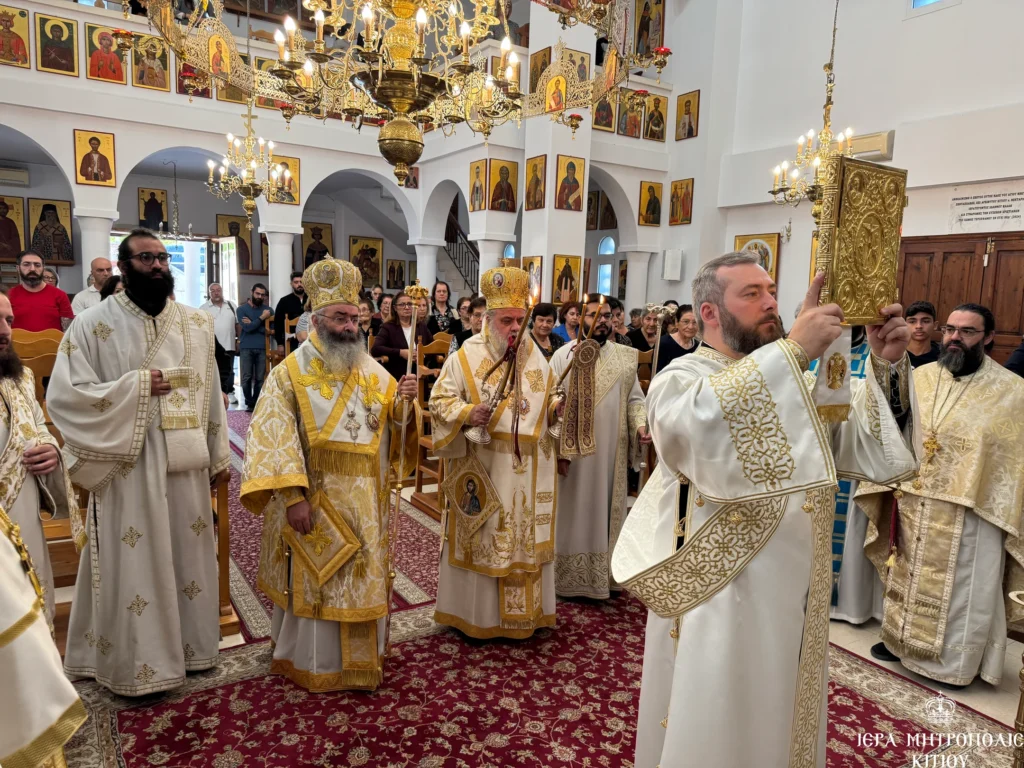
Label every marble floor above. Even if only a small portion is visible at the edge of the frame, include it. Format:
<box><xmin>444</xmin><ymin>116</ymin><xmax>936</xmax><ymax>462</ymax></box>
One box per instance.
<box><xmin>828</xmin><ymin>617</ymin><xmax>1020</xmax><ymax>726</ymax></box>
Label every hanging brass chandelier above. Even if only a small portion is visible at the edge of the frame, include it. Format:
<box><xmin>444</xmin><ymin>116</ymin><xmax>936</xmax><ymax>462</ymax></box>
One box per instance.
<box><xmin>768</xmin><ymin>0</ymin><xmax>853</xmax><ymax>209</ymax></box>
<box><xmin>205</xmin><ymin>98</ymin><xmax>291</xmax><ymax>227</ymax></box>
<box><xmin>133</xmin><ymin>0</ymin><xmax>523</xmax><ymax>185</ymax></box>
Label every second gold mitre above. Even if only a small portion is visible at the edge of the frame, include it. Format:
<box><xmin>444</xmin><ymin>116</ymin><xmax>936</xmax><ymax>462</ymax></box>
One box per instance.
<box><xmin>480</xmin><ymin>265</ymin><xmax>531</xmax><ymax>310</ymax></box>
<box><xmin>302</xmin><ymin>256</ymin><xmax>363</xmax><ymax>311</ymax></box>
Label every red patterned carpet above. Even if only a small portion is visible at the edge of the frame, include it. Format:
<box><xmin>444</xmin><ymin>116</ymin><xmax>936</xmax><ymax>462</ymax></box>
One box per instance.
<box><xmin>66</xmin><ymin>594</ymin><xmax>1013</xmax><ymax>768</ymax></box>
<box><xmin>141</xmin><ymin>410</ymin><xmax>1011</xmax><ymax>768</ymax></box>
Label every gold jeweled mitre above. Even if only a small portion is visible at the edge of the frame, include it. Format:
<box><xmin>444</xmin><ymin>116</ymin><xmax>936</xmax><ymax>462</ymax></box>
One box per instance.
<box><xmin>303</xmin><ymin>256</ymin><xmax>362</xmax><ymax>311</ymax></box>
<box><xmin>480</xmin><ymin>265</ymin><xmax>530</xmax><ymax>310</ymax></box>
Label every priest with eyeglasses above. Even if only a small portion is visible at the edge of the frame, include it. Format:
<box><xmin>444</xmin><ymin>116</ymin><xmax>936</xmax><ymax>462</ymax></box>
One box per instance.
<box><xmin>48</xmin><ymin>228</ymin><xmax>231</xmax><ymax>696</ymax></box>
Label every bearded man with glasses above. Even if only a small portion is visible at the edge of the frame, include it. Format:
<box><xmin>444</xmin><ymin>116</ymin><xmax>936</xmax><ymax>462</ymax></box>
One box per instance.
<box><xmin>46</xmin><ymin>228</ymin><xmax>231</xmax><ymax>696</ymax></box>
<box><xmin>859</xmin><ymin>302</ymin><xmax>1024</xmax><ymax>689</ymax></box>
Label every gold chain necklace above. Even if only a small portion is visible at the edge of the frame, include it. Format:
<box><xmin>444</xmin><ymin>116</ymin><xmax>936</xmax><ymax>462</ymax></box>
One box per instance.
<box><xmin>914</xmin><ymin>367</ymin><xmax>979</xmax><ymax>489</ymax></box>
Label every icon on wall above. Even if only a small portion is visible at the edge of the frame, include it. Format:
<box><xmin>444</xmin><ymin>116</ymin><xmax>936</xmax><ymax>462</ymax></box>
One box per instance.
<box><xmin>73</xmin><ymin>130</ymin><xmax>116</xmax><ymax>187</ymax></box>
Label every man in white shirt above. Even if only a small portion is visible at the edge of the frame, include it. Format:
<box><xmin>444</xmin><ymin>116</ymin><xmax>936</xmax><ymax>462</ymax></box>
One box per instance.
<box><xmin>70</xmin><ymin>257</ymin><xmax>113</xmax><ymax>314</ymax></box>
<box><xmin>201</xmin><ymin>282</ymin><xmax>239</xmax><ymax>402</ymax></box>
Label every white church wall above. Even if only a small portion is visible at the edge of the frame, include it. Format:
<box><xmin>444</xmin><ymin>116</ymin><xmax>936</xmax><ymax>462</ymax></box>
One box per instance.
<box><xmin>722</xmin><ymin>0</ymin><xmax>1024</xmax><ymax>319</ymax></box>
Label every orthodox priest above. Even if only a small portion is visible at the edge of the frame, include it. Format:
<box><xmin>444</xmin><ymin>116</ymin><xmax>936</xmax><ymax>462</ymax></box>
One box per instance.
<box><xmin>858</xmin><ymin>303</ymin><xmax>1024</xmax><ymax>688</ymax></box>
<box><xmin>240</xmin><ymin>256</ymin><xmax>419</xmax><ymax>692</ymax></box>
<box><xmin>48</xmin><ymin>229</ymin><xmax>231</xmax><ymax>696</ymax></box>
<box><xmin>429</xmin><ymin>265</ymin><xmax>558</xmax><ymax>639</ymax></box>
<box><xmin>1</xmin><ymin>503</ymin><xmax>86</xmax><ymax>768</ymax></box>
<box><xmin>0</xmin><ymin>288</ymin><xmax>81</xmax><ymax>624</ymax></box>
<box><xmin>612</xmin><ymin>252</ymin><xmax>919</xmax><ymax>768</ymax></box>
<box><xmin>549</xmin><ymin>295</ymin><xmax>648</xmax><ymax>598</ymax></box>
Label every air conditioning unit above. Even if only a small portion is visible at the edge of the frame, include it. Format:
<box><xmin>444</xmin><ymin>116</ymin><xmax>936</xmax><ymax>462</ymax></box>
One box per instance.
<box><xmin>662</xmin><ymin>249</ymin><xmax>683</xmax><ymax>281</ymax></box>
<box><xmin>0</xmin><ymin>167</ymin><xmax>29</xmax><ymax>187</ymax></box>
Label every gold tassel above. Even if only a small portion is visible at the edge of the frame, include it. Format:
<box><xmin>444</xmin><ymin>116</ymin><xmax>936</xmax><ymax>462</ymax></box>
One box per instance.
<box><xmin>353</xmin><ymin>551</ymin><xmax>366</xmax><ymax>578</ymax></box>
<box><xmin>312</xmin><ymin>591</ymin><xmax>323</xmax><ymax>619</ymax></box>
<box><xmin>886</xmin><ymin>547</ymin><xmax>897</xmax><ymax>569</ymax></box>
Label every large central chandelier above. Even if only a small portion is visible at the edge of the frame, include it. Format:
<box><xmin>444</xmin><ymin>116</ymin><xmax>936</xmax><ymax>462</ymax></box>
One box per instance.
<box><xmin>135</xmin><ymin>0</ymin><xmax>523</xmax><ymax>184</ymax></box>
<box><xmin>768</xmin><ymin>0</ymin><xmax>853</xmax><ymax>208</ymax></box>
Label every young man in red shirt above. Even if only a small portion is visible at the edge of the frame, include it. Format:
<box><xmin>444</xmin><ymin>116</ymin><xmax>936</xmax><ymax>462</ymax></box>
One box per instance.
<box><xmin>8</xmin><ymin>250</ymin><xmax>74</xmax><ymax>332</ymax></box>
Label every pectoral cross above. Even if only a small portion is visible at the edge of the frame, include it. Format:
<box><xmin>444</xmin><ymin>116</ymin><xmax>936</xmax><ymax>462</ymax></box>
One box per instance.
<box><xmin>344</xmin><ymin>413</ymin><xmax>361</xmax><ymax>441</ymax></box>
<box><xmin>923</xmin><ymin>433</ymin><xmax>940</xmax><ymax>462</ymax></box>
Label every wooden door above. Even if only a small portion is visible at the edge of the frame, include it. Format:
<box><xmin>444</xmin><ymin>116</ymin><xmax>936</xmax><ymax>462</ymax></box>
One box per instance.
<box><xmin>898</xmin><ymin>232</ymin><xmax>1024</xmax><ymax>364</ymax></box>
<box><xmin>981</xmin><ymin>237</ymin><xmax>1024</xmax><ymax>363</ymax></box>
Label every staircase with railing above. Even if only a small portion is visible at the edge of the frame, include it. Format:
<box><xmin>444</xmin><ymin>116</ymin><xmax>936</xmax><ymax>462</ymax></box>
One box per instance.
<box><xmin>444</xmin><ymin>211</ymin><xmax>479</xmax><ymax>290</ymax></box>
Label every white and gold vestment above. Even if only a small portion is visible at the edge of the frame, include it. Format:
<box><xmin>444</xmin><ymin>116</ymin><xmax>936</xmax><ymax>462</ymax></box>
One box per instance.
<box><xmin>549</xmin><ymin>340</ymin><xmax>645</xmax><ymax>598</ymax></box>
<box><xmin>429</xmin><ymin>266</ymin><xmax>558</xmax><ymax>639</ymax></box>
<box><xmin>0</xmin><ymin>369</ymin><xmax>80</xmax><ymax>622</ymax></box>
<box><xmin>48</xmin><ymin>293</ymin><xmax>230</xmax><ymax>696</ymax></box>
<box><xmin>241</xmin><ymin>330</ymin><xmax>418</xmax><ymax>692</ymax></box>
<box><xmin>858</xmin><ymin>356</ymin><xmax>1024</xmax><ymax>686</ymax></box>
<box><xmin>612</xmin><ymin>340</ymin><xmax>918</xmax><ymax>768</ymax></box>
<box><xmin>0</xmin><ymin>503</ymin><xmax>86</xmax><ymax>768</ymax></box>
<box><xmin>242</xmin><ymin>255</ymin><xmax>420</xmax><ymax>692</ymax></box>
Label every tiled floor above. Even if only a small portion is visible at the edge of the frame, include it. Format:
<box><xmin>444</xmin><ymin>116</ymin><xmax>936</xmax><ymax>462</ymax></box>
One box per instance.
<box><xmin>829</xmin><ymin>617</ymin><xmax>1020</xmax><ymax>726</ymax></box>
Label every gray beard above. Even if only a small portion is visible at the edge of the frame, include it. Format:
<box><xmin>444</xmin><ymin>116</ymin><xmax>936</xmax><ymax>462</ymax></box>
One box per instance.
<box><xmin>318</xmin><ymin>330</ymin><xmax>366</xmax><ymax>375</ymax></box>
<box><xmin>484</xmin><ymin>319</ymin><xmax>509</xmax><ymax>358</ymax></box>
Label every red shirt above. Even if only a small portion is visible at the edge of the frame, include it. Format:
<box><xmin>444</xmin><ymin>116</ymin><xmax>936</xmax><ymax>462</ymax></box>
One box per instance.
<box><xmin>8</xmin><ymin>284</ymin><xmax>75</xmax><ymax>332</ymax></box>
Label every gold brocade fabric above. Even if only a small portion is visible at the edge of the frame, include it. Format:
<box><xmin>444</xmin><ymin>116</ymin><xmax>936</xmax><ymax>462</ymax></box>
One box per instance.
<box><xmin>559</xmin><ymin>339</ymin><xmax>599</xmax><ymax>458</ymax></box>
<box><xmin>430</xmin><ymin>332</ymin><xmax>558</xmax><ymax>577</ymax></box>
<box><xmin>0</xmin><ymin>373</ymin><xmax>83</xmax><ymax>552</ymax></box>
<box><xmin>241</xmin><ymin>343</ymin><xmax>419</xmax><ymax>623</ymax></box>
<box><xmin>858</xmin><ymin>357</ymin><xmax>1024</xmax><ymax>646</ymax></box>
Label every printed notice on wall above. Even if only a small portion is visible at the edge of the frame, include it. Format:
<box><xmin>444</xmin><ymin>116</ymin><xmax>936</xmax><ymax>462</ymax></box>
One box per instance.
<box><xmin>949</xmin><ymin>180</ymin><xmax>1024</xmax><ymax>233</ymax></box>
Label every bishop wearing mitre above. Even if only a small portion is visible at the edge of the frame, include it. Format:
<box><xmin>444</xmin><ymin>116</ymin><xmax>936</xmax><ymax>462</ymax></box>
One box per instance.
<box><xmin>429</xmin><ymin>265</ymin><xmax>558</xmax><ymax>639</ymax></box>
<box><xmin>48</xmin><ymin>229</ymin><xmax>231</xmax><ymax>697</ymax></box>
<box><xmin>612</xmin><ymin>253</ymin><xmax>919</xmax><ymax>768</ymax></box>
<box><xmin>241</xmin><ymin>256</ymin><xmax>419</xmax><ymax>692</ymax></box>
<box><xmin>1</xmin><ymin>504</ymin><xmax>86</xmax><ymax>768</ymax></box>
<box><xmin>549</xmin><ymin>294</ymin><xmax>648</xmax><ymax>599</ymax></box>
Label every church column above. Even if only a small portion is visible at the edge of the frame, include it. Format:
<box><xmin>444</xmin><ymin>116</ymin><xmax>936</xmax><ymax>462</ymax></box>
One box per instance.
<box><xmin>623</xmin><ymin>250</ymin><xmax>652</xmax><ymax>313</ymax></box>
<box><xmin>74</xmin><ymin>210</ymin><xmax>117</xmax><ymax>289</ymax></box>
<box><xmin>472</xmin><ymin>239</ymin><xmax>506</xmax><ymax>289</ymax></box>
<box><xmin>412</xmin><ymin>241</ymin><xmax>440</xmax><ymax>289</ymax></box>
<box><xmin>260</xmin><ymin>228</ymin><xmax>299</xmax><ymax>305</ymax></box>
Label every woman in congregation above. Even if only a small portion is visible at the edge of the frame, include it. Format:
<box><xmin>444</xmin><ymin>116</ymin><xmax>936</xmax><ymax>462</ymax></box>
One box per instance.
<box><xmin>530</xmin><ymin>303</ymin><xmax>565</xmax><ymax>361</ymax></box>
<box><xmin>553</xmin><ymin>301</ymin><xmax>581</xmax><ymax>342</ymax></box>
<box><xmin>371</xmin><ymin>289</ymin><xmax>434</xmax><ymax>382</ymax></box>
<box><xmin>655</xmin><ymin>303</ymin><xmax>699</xmax><ymax>373</ymax></box>
<box><xmin>426</xmin><ymin>281</ymin><xmax>462</xmax><ymax>336</ymax></box>
<box><xmin>357</xmin><ymin>297</ymin><xmax>382</xmax><ymax>349</ymax></box>
<box><xmin>375</xmin><ymin>293</ymin><xmax>393</xmax><ymax>324</ymax></box>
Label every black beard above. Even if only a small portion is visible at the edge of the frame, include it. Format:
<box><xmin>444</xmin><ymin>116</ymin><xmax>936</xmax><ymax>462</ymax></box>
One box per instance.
<box><xmin>720</xmin><ymin>306</ymin><xmax>784</xmax><ymax>356</ymax></box>
<box><xmin>252</xmin><ymin>298</ymin><xmax>265</xmax><ymax>307</ymax></box>
<box><xmin>21</xmin><ymin>274</ymin><xmax>42</xmax><ymax>288</ymax></box>
<box><xmin>122</xmin><ymin>261</ymin><xmax>175</xmax><ymax>316</ymax></box>
<box><xmin>938</xmin><ymin>339</ymin><xmax>985</xmax><ymax>377</ymax></box>
<box><xmin>0</xmin><ymin>347</ymin><xmax>24</xmax><ymax>381</ymax></box>
<box><xmin>583</xmin><ymin>323</ymin><xmax>610</xmax><ymax>345</ymax></box>
<box><xmin>294</xmin><ymin>288</ymin><xmax>305</xmax><ymax>297</ymax></box>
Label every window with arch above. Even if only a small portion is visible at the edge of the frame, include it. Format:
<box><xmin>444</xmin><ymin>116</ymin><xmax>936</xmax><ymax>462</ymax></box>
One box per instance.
<box><xmin>503</xmin><ymin>244</ymin><xmax>516</xmax><ymax>259</ymax></box>
<box><xmin>598</xmin><ymin>237</ymin><xmax>616</xmax><ymax>256</ymax></box>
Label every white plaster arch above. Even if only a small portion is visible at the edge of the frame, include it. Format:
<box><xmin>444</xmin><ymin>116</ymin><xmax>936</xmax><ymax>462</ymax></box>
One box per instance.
<box><xmin>588</xmin><ymin>163</ymin><xmax>640</xmax><ymax>248</ymax></box>
<box><xmin>420</xmin><ymin>178</ymin><xmax>465</xmax><ymax>244</ymax></box>
<box><xmin>295</xmin><ymin>158</ymin><xmax>419</xmax><ymax>241</ymax></box>
<box><xmin>0</xmin><ymin>116</ymin><xmax>81</xmax><ymax>207</ymax></box>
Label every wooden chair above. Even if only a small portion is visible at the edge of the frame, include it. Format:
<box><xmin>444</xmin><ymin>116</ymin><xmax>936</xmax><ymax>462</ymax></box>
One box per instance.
<box><xmin>212</xmin><ymin>476</ymin><xmax>240</xmax><ymax>638</ymax></box>
<box><xmin>637</xmin><ymin>349</ymin><xmax>654</xmax><ymax>394</ymax></box>
<box><xmin>433</xmin><ymin>331</ymin><xmax>453</xmax><ymax>349</ymax></box>
<box><xmin>20</xmin><ymin>353</ymin><xmax>59</xmax><ymax>441</ymax></box>
<box><xmin>264</xmin><ymin>315</ymin><xmax>275</xmax><ymax>375</ymax></box>
<box><xmin>368</xmin><ymin>333</ymin><xmax>388</xmax><ymax>365</ymax></box>
<box><xmin>411</xmin><ymin>337</ymin><xmax>451</xmax><ymax>521</ymax></box>
<box><xmin>12</xmin><ymin>328</ymin><xmax>63</xmax><ymax>360</ymax></box>
<box><xmin>287</xmin><ymin>315</ymin><xmax>300</xmax><ymax>344</ymax></box>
